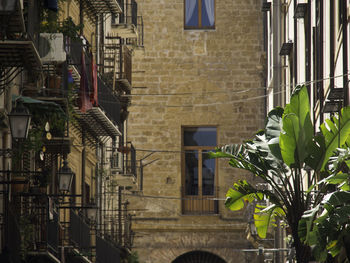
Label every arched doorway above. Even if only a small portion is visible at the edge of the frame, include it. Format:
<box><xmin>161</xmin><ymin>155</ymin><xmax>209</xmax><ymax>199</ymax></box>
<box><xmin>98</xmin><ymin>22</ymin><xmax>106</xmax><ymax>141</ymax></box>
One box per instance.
<box><xmin>172</xmin><ymin>250</ymin><xmax>227</xmax><ymax>263</ymax></box>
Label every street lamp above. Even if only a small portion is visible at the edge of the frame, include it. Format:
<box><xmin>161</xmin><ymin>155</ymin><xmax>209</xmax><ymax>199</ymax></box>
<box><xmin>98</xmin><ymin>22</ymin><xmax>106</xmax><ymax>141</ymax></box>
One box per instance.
<box><xmin>86</xmin><ymin>204</ymin><xmax>97</xmax><ymax>222</ymax></box>
<box><xmin>58</xmin><ymin>159</ymin><xmax>74</xmax><ymax>192</ymax></box>
<box><xmin>8</xmin><ymin>99</ymin><xmax>31</xmax><ymax>140</ymax></box>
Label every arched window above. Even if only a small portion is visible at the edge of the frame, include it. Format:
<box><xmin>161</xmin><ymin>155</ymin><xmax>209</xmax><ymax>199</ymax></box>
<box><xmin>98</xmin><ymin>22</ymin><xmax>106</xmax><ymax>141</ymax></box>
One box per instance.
<box><xmin>172</xmin><ymin>250</ymin><xmax>226</xmax><ymax>263</ymax></box>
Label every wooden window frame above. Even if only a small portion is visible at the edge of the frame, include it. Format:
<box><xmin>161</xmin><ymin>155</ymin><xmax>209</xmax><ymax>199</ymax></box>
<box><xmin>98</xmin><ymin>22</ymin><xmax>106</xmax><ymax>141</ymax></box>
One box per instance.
<box><xmin>184</xmin><ymin>0</ymin><xmax>216</xmax><ymax>30</ymax></box>
<box><xmin>181</xmin><ymin>126</ymin><xmax>218</xmax><ymax>215</ymax></box>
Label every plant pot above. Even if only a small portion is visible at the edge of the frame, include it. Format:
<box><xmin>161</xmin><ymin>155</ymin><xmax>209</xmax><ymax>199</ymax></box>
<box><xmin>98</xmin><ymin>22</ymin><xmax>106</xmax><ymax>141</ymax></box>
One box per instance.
<box><xmin>11</xmin><ymin>176</ymin><xmax>27</xmax><ymax>193</ymax></box>
<box><xmin>118</xmin><ymin>146</ymin><xmax>130</xmax><ymax>154</ymax></box>
<box><xmin>48</xmin><ymin>76</ymin><xmax>62</xmax><ymax>97</ymax></box>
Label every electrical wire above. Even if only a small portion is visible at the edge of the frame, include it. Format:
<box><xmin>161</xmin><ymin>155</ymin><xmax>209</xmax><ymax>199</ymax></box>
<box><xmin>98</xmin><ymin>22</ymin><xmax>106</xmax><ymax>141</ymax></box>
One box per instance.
<box><xmin>51</xmin><ymin>73</ymin><xmax>349</xmax><ymax>106</ymax></box>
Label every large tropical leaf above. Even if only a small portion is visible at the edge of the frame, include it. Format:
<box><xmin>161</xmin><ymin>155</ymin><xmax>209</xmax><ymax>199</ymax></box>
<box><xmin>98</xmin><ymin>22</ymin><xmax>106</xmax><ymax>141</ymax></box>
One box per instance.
<box><xmin>319</xmin><ymin>107</ymin><xmax>350</xmax><ymax>171</ymax></box>
<box><xmin>254</xmin><ymin>204</ymin><xmax>285</xmax><ymax>238</ymax></box>
<box><xmin>225</xmin><ymin>180</ymin><xmax>264</xmax><ymax>211</ymax></box>
<box><xmin>300</xmin><ymin>191</ymin><xmax>350</xmax><ymax>261</ymax></box>
<box><xmin>280</xmin><ymin>86</ymin><xmax>314</xmax><ymax>168</ymax></box>
<box><xmin>265</xmin><ymin>107</ymin><xmax>284</xmax><ymax>160</ymax></box>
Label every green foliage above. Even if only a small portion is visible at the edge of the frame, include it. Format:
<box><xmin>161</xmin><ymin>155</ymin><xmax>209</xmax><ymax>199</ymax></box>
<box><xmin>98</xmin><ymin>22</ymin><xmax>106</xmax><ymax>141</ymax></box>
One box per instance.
<box><xmin>40</xmin><ymin>0</ymin><xmax>83</xmax><ymax>39</ymax></box>
<box><xmin>127</xmin><ymin>251</ymin><xmax>140</xmax><ymax>263</ymax></box>
<box><xmin>19</xmin><ymin>216</ymin><xmax>34</xmax><ymax>260</ymax></box>
<box><xmin>280</xmin><ymin>86</ymin><xmax>314</xmax><ymax>168</ymax></box>
<box><xmin>211</xmin><ymin>85</ymin><xmax>350</xmax><ymax>262</ymax></box>
<box><xmin>299</xmin><ymin>148</ymin><xmax>350</xmax><ymax>262</ymax></box>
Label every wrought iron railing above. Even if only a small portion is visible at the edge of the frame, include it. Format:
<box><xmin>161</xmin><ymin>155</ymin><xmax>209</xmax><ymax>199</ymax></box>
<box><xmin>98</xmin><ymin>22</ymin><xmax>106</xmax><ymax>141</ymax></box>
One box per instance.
<box><xmin>69</xmin><ymin>209</ymin><xmax>92</xmax><ymax>257</ymax></box>
<box><xmin>6</xmin><ymin>203</ymin><xmax>22</xmax><ymax>263</ymax></box>
<box><xmin>119</xmin><ymin>0</ymin><xmax>138</xmax><ymax>27</ymax></box>
<box><xmin>123</xmin><ymin>142</ymin><xmax>136</xmax><ymax>176</ymax></box>
<box><xmin>100</xmin><ymin>39</ymin><xmax>132</xmax><ymax>89</ymax></box>
<box><xmin>96</xmin><ymin>235</ymin><xmax>121</xmax><ymax>263</ymax></box>
<box><xmin>65</xmin><ymin>38</ymin><xmax>122</xmax><ymax>126</ymax></box>
<box><xmin>98</xmin><ymin>195</ymin><xmax>134</xmax><ymax>250</ymax></box>
<box><xmin>26</xmin><ymin>0</ymin><xmax>41</xmax><ymax>50</ymax></box>
<box><xmin>98</xmin><ymin>76</ymin><xmax>122</xmax><ymax>126</ymax></box>
<box><xmin>9</xmin><ymin>194</ymin><xmax>61</xmax><ymax>259</ymax></box>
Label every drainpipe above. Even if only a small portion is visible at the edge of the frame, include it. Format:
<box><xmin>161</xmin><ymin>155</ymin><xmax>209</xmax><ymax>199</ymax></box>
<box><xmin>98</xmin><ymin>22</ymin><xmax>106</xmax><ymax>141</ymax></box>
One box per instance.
<box><xmin>95</xmin><ymin>14</ymin><xmax>99</xmax><ymax>67</ymax></box>
<box><xmin>262</xmin><ymin>0</ymin><xmax>268</xmax><ymax>118</ymax></box>
<box><xmin>294</xmin><ymin>0</ymin><xmax>298</xmax><ymax>86</ymax></box>
<box><xmin>306</xmin><ymin>1</ymin><xmax>312</xmax><ymax>102</ymax></box>
<box><xmin>273</xmin><ymin>0</ymin><xmax>282</xmax><ymax>107</ymax></box>
<box><xmin>82</xmin><ymin>131</ymin><xmax>86</xmax><ymax>207</ymax></box>
<box><xmin>343</xmin><ymin>0</ymin><xmax>349</xmax><ymax>106</ymax></box>
<box><xmin>79</xmin><ymin>0</ymin><xmax>84</xmax><ymax>36</ymax></box>
<box><xmin>273</xmin><ymin>1</ymin><xmax>282</xmax><ymax>262</ymax></box>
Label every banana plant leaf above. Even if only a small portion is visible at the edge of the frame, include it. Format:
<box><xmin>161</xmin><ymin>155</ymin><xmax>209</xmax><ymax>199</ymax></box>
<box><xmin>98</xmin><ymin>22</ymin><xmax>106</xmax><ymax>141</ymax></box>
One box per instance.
<box><xmin>254</xmin><ymin>204</ymin><xmax>285</xmax><ymax>238</ymax></box>
<box><xmin>319</xmin><ymin>107</ymin><xmax>350</xmax><ymax>171</ymax></box>
<box><xmin>280</xmin><ymin>86</ymin><xmax>314</xmax><ymax>169</ymax></box>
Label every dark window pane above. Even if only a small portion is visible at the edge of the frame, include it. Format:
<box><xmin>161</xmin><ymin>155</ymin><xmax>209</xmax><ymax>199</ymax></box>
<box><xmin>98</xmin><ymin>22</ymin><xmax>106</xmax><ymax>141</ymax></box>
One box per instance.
<box><xmin>202</xmin><ymin>151</ymin><xmax>215</xmax><ymax>195</ymax></box>
<box><xmin>201</xmin><ymin>0</ymin><xmax>215</xmax><ymax>27</ymax></box>
<box><xmin>185</xmin><ymin>151</ymin><xmax>198</xmax><ymax>195</ymax></box>
<box><xmin>184</xmin><ymin>127</ymin><xmax>217</xmax><ymax>146</ymax></box>
<box><xmin>185</xmin><ymin>0</ymin><xmax>199</xmax><ymax>27</ymax></box>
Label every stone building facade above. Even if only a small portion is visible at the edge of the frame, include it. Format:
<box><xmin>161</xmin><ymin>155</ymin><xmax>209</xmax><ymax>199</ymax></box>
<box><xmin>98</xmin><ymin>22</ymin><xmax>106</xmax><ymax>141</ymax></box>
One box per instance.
<box><xmin>127</xmin><ymin>0</ymin><xmax>266</xmax><ymax>262</ymax></box>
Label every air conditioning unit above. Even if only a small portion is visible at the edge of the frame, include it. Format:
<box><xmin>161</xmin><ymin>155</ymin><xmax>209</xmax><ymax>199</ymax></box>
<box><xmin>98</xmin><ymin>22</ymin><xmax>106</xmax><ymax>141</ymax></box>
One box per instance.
<box><xmin>110</xmin><ymin>152</ymin><xmax>123</xmax><ymax>173</ymax></box>
<box><xmin>111</xmin><ymin>13</ymin><xmax>121</xmax><ymax>26</ymax></box>
<box><xmin>39</xmin><ymin>33</ymin><xmax>66</xmax><ymax>63</ymax></box>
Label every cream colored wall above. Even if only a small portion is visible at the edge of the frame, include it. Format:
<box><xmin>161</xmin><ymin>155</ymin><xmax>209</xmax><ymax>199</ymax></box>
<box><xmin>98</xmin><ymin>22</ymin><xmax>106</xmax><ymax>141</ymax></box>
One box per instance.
<box><xmin>127</xmin><ymin>0</ymin><xmax>265</xmax><ymax>262</ymax></box>
<box><xmin>69</xmin><ymin>126</ymin><xmax>97</xmax><ymax>205</ymax></box>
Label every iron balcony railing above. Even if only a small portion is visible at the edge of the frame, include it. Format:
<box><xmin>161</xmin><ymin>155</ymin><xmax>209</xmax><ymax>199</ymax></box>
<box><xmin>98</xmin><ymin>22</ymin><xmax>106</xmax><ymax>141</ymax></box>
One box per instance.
<box><xmin>98</xmin><ymin>76</ymin><xmax>122</xmax><ymax>126</ymax></box>
<box><xmin>100</xmin><ymin>38</ymin><xmax>132</xmax><ymax>90</ymax></box>
<box><xmin>6</xmin><ymin>203</ymin><xmax>22</xmax><ymax>263</ymax></box>
<box><xmin>65</xmin><ymin>38</ymin><xmax>122</xmax><ymax>126</ymax></box>
<box><xmin>9</xmin><ymin>194</ymin><xmax>61</xmax><ymax>259</ymax></box>
<box><xmin>120</xmin><ymin>142</ymin><xmax>136</xmax><ymax>177</ymax></box>
<box><xmin>98</xmin><ymin>195</ymin><xmax>134</xmax><ymax>250</ymax></box>
<box><xmin>26</xmin><ymin>0</ymin><xmax>41</xmax><ymax>50</ymax></box>
<box><xmin>119</xmin><ymin>0</ymin><xmax>138</xmax><ymax>27</ymax></box>
<box><xmin>96</xmin><ymin>235</ymin><xmax>121</xmax><ymax>263</ymax></box>
<box><xmin>69</xmin><ymin>209</ymin><xmax>92</xmax><ymax>257</ymax></box>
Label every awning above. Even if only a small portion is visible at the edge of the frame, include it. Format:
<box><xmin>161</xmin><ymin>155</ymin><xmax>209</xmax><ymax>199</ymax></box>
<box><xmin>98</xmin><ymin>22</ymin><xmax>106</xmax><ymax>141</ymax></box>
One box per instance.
<box><xmin>12</xmin><ymin>95</ymin><xmax>66</xmax><ymax>116</ymax></box>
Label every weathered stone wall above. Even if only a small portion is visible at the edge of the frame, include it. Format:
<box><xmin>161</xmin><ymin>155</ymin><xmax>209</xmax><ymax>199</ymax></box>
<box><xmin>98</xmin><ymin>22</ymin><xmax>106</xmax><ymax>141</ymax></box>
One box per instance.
<box><xmin>128</xmin><ymin>0</ymin><xmax>265</xmax><ymax>262</ymax></box>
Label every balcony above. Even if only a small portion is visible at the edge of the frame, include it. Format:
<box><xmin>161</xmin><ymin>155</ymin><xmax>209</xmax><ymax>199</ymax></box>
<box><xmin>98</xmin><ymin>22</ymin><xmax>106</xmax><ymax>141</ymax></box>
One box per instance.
<box><xmin>111</xmin><ymin>142</ymin><xmax>137</xmax><ymax>190</ymax></box>
<box><xmin>8</xmin><ymin>194</ymin><xmax>61</xmax><ymax>262</ymax></box>
<box><xmin>67</xmin><ymin>209</ymin><xmax>92</xmax><ymax>260</ymax></box>
<box><xmin>101</xmin><ymin>38</ymin><xmax>132</xmax><ymax>92</ymax></box>
<box><xmin>65</xmin><ymin>39</ymin><xmax>122</xmax><ymax>138</ymax></box>
<box><xmin>0</xmin><ymin>0</ymin><xmax>42</xmax><ymax>76</ymax></box>
<box><xmin>81</xmin><ymin>0</ymin><xmax>122</xmax><ymax>22</ymax></box>
<box><xmin>110</xmin><ymin>0</ymin><xmax>142</xmax><ymax>41</ymax></box>
<box><xmin>181</xmin><ymin>187</ymin><xmax>219</xmax><ymax>215</ymax></box>
<box><xmin>98</xmin><ymin>196</ymin><xmax>134</xmax><ymax>253</ymax></box>
<box><xmin>96</xmin><ymin>235</ymin><xmax>121</xmax><ymax>263</ymax></box>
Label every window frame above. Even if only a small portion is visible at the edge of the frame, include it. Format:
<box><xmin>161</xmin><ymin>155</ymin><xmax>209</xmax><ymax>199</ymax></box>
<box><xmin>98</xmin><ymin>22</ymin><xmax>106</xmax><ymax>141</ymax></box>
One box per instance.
<box><xmin>181</xmin><ymin>126</ymin><xmax>218</xmax><ymax>214</ymax></box>
<box><xmin>184</xmin><ymin>0</ymin><xmax>216</xmax><ymax>30</ymax></box>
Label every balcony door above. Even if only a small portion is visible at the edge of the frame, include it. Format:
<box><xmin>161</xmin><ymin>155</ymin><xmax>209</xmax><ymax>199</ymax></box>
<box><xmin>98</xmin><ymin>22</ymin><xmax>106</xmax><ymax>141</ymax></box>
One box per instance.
<box><xmin>182</xmin><ymin>127</ymin><xmax>218</xmax><ymax>214</ymax></box>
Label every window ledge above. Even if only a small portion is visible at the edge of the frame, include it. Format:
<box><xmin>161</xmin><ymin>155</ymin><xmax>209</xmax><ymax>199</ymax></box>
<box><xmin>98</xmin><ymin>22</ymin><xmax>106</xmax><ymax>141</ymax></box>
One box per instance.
<box><xmin>184</xmin><ymin>28</ymin><xmax>216</xmax><ymax>32</ymax></box>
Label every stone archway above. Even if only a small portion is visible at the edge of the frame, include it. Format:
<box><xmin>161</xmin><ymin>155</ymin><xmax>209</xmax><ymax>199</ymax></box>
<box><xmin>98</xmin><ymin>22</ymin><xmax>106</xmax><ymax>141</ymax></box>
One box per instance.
<box><xmin>172</xmin><ymin>250</ymin><xmax>227</xmax><ymax>263</ymax></box>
